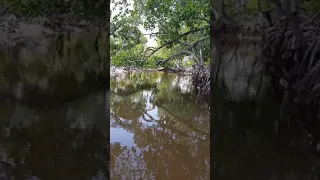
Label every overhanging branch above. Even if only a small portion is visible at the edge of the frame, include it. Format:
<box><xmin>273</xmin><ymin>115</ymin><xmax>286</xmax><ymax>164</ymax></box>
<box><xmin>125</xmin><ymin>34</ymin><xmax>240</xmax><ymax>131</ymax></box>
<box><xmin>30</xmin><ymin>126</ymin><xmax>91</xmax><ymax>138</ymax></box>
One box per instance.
<box><xmin>141</xmin><ymin>26</ymin><xmax>209</xmax><ymax>61</ymax></box>
<box><xmin>142</xmin><ymin>32</ymin><xmax>159</xmax><ymax>36</ymax></box>
<box><xmin>156</xmin><ymin>36</ymin><xmax>209</xmax><ymax>66</ymax></box>
<box><xmin>156</xmin><ymin>49</ymin><xmax>199</xmax><ymax>65</ymax></box>
<box><xmin>178</xmin><ymin>36</ymin><xmax>209</xmax><ymax>48</ymax></box>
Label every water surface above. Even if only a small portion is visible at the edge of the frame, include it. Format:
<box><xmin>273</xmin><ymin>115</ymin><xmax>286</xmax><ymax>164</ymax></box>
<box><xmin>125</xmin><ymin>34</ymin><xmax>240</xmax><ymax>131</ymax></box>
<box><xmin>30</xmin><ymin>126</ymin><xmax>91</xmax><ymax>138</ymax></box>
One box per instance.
<box><xmin>0</xmin><ymin>37</ymin><xmax>109</xmax><ymax>179</ymax></box>
<box><xmin>110</xmin><ymin>72</ymin><xmax>210</xmax><ymax>179</ymax></box>
<box><xmin>0</xmin><ymin>90</ymin><xmax>108</xmax><ymax>180</ymax></box>
<box><xmin>212</xmin><ymin>41</ymin><xmax>320</xmax><ymax>179</ymax></box>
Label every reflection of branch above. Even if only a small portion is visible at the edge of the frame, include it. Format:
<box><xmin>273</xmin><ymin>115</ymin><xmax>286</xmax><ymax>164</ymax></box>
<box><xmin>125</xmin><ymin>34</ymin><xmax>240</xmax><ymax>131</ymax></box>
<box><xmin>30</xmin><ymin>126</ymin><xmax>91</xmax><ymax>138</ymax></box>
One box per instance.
<box><xmin>112</xmin><ymin>108</ymin><xmax>205</xmax><ymax>141</ymax></box>
<box><xmin>158</xmin><ymin>120</ymin><xmax>205</xmax><ymax>140</ymax></box>
<box><xmin>157</xmin><ymin>104</ymin><xmax>208</xmax><ymax>136</ymax></box>
<box><xmin>140</xmin><ymin>110</ymin><xmax>157</xmax><ymax>122</ymax></box>
<box><xmin>111</xmin><ymin>113</ymin><xmax>135</xmax><ymax>129</ymax></box>
<box><xmin>145</xmin><ymin>105</ymin><xmax>155</xmax><ymax>111</ymax></box>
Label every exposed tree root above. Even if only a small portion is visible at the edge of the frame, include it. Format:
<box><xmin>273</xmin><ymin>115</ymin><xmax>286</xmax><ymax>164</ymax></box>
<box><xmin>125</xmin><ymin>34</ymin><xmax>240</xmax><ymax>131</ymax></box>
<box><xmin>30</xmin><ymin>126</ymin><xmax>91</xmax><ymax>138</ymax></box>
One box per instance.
<box><xmin>192</xmin><ymin>65</ymin><xmax>210</xmax><ymax>103</ymax></box>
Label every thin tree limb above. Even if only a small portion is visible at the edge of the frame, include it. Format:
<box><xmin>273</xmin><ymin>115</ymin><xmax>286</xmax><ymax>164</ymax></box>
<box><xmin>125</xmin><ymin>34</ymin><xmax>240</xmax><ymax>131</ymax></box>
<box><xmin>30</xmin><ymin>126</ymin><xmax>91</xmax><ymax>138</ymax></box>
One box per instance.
<box><xmin>141</xmin><ymin>26</ymin><xmax>209</xmax><ymax>61</ymax></box>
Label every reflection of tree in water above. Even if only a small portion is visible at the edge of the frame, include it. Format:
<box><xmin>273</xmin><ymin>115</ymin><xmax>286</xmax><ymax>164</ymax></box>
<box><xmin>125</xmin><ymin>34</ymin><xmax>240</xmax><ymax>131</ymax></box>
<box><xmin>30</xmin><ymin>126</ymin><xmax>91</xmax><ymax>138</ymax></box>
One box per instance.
<box><xmin>0</xmin><ymin>39</ymin><xmax>109</xmax><ymax>109</ymax></box>
<box><xmin>110</xmin><ymin>72</ymin><xmax>210</xmax><ymax>179</ymax></box>
<box><xmin>110</xmin><ymin>143</ymin><xmax>148</xmax><ymax>179</ymax></box>
<box><xmin>0</xmin><ymin>92</ymin><xmax>109</xmax><ymax>180</ymax></box>
<box><xmin>212</xmin><ymin>43</ymin><xmax>320</xmax><ymax>179</ymax></box>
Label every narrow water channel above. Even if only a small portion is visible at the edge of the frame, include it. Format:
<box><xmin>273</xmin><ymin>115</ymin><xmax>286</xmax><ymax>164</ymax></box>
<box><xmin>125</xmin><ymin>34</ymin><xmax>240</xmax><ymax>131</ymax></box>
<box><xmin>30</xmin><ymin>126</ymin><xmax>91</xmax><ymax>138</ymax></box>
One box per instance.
<box><xmin>110</xmin><ymin>71</ymin><xmax>210</xmax><ymax>179</ymax></box>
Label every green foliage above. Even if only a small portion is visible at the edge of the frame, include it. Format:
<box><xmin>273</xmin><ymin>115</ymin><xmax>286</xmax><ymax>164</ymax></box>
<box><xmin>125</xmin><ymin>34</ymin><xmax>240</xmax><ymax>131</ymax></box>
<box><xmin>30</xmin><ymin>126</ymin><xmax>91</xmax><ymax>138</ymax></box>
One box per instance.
<box><xmin>111</xmin><ymin>0</ymin><xmax>209</xmax><ymax>68</ymax></box>
<box><xmin>111</xmin><ymin>0</ymin><xmax>148</xmax><ymax>67</ymax></box>
<box><xmin>246</xmin><ymin>0</ymin><xmax>262</xmax><ymax>14</ymax></box>
<box><xmin>111</xmin><ymin>43</ymin><xmax>143</xmax><ymax>67</ymax></box>
<box><xmin>234</xmin><ymin>0</ymin><xmax>320</xmax><ymax>15</ymax></box>
<box><xmin>144</xmin><ymin>56</ymin><xmax>161</xmax><ymax>68</ymax></box>
<box><xmin>302</xmin><ymin>0</ymin><xmax>320</xmax><ymax>13</ymax></box>
<box><xmin>136</xmin><ymin>0</ymin><xmax>209</xmax><ymax>44</ymax></box>
<box><xmin>1</xmin><ymin>0</ymin><xmax>108</xmax><ymax>18</ymax></box>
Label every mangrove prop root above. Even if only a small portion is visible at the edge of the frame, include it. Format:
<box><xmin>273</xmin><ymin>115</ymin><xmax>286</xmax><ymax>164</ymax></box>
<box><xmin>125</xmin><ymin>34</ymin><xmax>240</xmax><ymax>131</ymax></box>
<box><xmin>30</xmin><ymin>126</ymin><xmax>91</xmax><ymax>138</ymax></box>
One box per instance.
<box><xmin>262</xmin><ymin>11</ymin><xmax>320</xmax><ymax>136</ymax></box>
<box><xmin>192</xmin><ymin>65</ymin><xmax>210</xmax><ymax>102</ymax></box>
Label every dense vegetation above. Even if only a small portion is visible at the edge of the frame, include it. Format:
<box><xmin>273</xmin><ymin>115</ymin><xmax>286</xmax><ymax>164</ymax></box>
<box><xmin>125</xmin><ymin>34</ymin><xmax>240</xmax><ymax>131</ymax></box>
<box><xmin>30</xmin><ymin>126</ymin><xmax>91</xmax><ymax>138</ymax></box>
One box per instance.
<box><xmin>111</xmin><ymin>0</ymin><xmax>210</xmax><ymax>68</ymax></box>
<box><xmin>0</xmin><ymin>0</ymin><xmax>108</xmax><ymax>18</ymax></box>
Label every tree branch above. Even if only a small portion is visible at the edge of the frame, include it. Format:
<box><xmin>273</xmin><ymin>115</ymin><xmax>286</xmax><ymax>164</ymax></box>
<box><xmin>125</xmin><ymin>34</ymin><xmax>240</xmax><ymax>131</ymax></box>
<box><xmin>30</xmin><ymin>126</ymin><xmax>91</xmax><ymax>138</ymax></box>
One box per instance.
<box><xmin>142</xmin><ymin>32</ymin><xmax>159</xmax><ymax>36</ymax></box>
<box><xmin>110</xmin><ymin>25</ymin><xmax>121</xmax><ymax>36</ymax></box>
<box><xmin>178</xmin><ymin>36</ymin><xmax>209</xmax><ymax>48</ymax></box>
<box><xmin>141</xmin><ymin>26</ymin><xmax>209</xmax><ymax>61</ymax></box>
<box><xmin>154</xmin><ymin>36</ymin><xmax>209</xmax><ymax>65</ymax></box>
<box><xmin>156</xmin><ymin>49</ymin><xmax>200</xmax><ymax>66</ymax></box>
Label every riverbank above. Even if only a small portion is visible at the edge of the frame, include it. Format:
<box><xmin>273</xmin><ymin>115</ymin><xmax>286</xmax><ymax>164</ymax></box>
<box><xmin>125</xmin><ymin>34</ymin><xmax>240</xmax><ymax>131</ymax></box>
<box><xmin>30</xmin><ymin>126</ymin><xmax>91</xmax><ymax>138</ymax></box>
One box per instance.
<box><xmin>111</xmin><ymin>65</ymin><xmax>211</xmax><ymax>102</ymax></box>
<box><xmin>110</xmin><ymin>66</ymin><xmax>194</xmax><ymax>77</ymax></box>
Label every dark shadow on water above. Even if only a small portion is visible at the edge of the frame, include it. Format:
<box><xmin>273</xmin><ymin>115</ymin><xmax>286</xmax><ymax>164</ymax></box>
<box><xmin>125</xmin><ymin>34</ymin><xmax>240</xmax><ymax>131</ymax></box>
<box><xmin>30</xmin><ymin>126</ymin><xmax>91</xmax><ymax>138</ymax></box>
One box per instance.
<box><xmin>0</xmin><ymin>38</ymin><xmax>109</xmax><ymax>179</ymax></box>
<box><xmin>0</xmin><ymin>38</ymin><xmax>109</xmax><ymax>109</ymax></box>
<box><xmin>0</xmin><ymin>90</ymin><xmax>109</xmax><ymax>180</ymax></box>
<box><xmin>212</xmin><ymin>42</ymin><xmax>320</xmax><ymax>179</ymax></box>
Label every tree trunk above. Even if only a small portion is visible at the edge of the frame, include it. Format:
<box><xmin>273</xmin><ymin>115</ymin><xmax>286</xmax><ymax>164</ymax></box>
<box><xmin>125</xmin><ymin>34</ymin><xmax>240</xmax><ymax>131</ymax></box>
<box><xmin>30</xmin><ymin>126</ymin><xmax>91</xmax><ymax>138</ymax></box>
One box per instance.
<box><xmin>106</xmin><ymin>0</ymin><xmax>110</xmax><ymax>73</ymax></box>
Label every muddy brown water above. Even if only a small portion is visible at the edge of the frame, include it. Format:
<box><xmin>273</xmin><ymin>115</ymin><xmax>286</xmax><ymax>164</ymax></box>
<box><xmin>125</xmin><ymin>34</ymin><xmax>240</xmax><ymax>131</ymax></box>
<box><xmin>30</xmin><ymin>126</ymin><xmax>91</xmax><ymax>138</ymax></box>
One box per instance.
<box><xmin>110</xmin><ymin>71</ymin><xmax>210</xmax><ymax>179</ymax></box>
<box><xmin>1</xmin><ymin>36</ymin><xmax>320</xmax><ymax>179</ymax></box>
